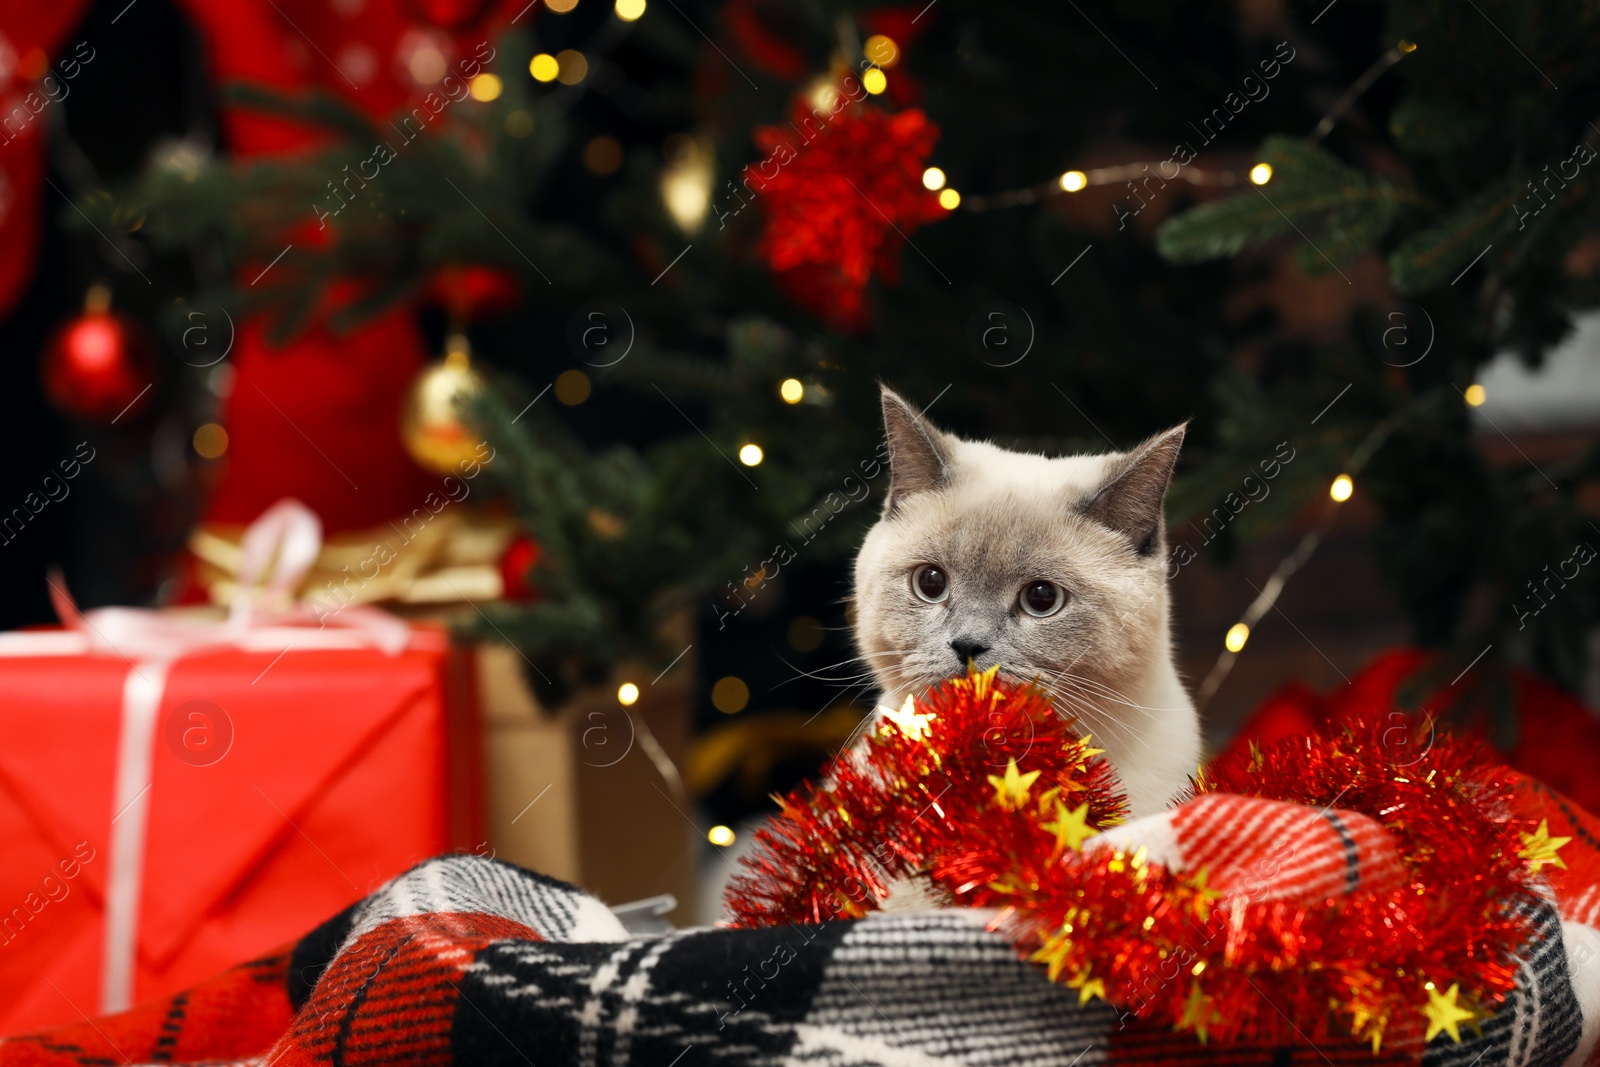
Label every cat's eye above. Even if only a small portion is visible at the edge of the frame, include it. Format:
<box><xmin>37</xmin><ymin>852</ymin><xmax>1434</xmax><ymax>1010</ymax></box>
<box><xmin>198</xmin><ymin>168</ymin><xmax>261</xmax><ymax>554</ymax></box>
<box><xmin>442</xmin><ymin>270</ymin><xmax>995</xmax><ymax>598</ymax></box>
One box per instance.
<box><xmin>911</xmin><ymin>564</ymin><xmax>949</xmax><ymax>604</ymax></box>
<box><xmin>1020</xmin><ymin>580</ymin><xmax>1066</xmax><ymax>618</ymax></box>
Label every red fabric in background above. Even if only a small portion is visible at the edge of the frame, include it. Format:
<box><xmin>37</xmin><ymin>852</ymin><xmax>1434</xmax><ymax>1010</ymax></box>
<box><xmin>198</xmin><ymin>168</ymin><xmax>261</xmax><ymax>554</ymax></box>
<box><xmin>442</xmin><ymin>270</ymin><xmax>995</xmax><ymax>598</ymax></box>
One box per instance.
<box><xmin>0</xmin><ymin>631</ymin><xmax>479</xmax><ymax>1036</ymax></box>
<box><xmin>175</xmin><ymin>0</ymin><xmax>422</xmax><ymax>157</ymax></box>
<box><xmin>201</xmin><ymin>309</ymin><xmax>438</xmax><ymax>533</ymax></box>
<box><xmin>173</xmin><ymin>0</ymin><xmax>525</xmax><ymax>532</ymax></box>
<box><xmin>1223</xmin><ymin>648</ymin><xmax>1600</xmax><ymax>815</ymax></box>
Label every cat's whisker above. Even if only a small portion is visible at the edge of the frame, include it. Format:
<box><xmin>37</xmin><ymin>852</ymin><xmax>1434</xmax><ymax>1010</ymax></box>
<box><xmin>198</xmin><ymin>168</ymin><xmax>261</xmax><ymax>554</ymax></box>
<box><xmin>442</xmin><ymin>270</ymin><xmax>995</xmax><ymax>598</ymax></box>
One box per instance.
<box><xmin>1035</xmin><ymin>680</ymin><xmax>1166</xmax><ymax>755</ymax></box>
<box><xmin>1046</xmin><ymin>684</ymin><xmax>1166</xmax><ymax>725</ymax></box>
<box><xmin>770</xmin><ymin>650</ymin><xmax>921</xmax><ymax>690</ymax></box>
<box><xmin>1044</xmin><ymin>694</ymin><xmax>1167</xmax><ymax>751</ymax></box>
<box><xmin>1048</xmin><ymin>670</ymin><xmax>1187</xmax><ymax>718</ymax></box>
<box><xmin>828</xmin><ymin>685</ymin><xmax>887</xmax><ymax>757</ymax></box>
<box><xmin>1062</xmin><ymin>684</ymin><xmax>1190</xmax><ymax>726</ymax></box>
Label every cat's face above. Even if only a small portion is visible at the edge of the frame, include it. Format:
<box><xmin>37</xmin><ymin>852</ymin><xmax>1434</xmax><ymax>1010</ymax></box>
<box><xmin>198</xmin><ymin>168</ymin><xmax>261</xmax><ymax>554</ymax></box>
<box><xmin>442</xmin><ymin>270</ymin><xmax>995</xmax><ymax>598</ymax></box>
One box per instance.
<box><xmin>854</xmin><ymin>388</ymin><xmax>1187</xmax><ymax>716</ymax></box>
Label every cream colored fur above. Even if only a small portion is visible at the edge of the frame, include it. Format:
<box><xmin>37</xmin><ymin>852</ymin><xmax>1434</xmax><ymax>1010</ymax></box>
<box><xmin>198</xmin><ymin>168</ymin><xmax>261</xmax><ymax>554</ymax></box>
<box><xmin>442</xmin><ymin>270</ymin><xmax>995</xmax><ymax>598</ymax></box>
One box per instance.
<box><xmin>853</xmin><ymin>389</ymin><xmax>1198</xmax><ymax>818</ymax></box>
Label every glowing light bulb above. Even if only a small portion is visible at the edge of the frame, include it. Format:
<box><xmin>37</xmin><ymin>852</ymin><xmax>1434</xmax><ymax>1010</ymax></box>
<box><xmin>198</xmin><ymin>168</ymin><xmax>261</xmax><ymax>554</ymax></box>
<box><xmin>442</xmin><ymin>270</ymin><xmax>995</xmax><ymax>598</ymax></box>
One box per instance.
<box><xmin>864</xmin><ymin>34</ymin><xmax>899</xmax><ymax>68</ymax></box>
<box><xmin>1398</xmin><ymin>39</ymin><xmax>1417</xmax><ymax>53</ymax></box>
<box><xmin>615</xmin><ymin>0</ymin><xmax>646</xmax><ymax>18</ymax></box>
<box><xmin>660</xmin><ymin>134</ymin><xmax>713</xmax><ymax>232</ymax></box>
<box><xmin>193</xmin><ymin>423</ymin><xmax>229</xmax><ymax>459</ymax></box>
<box><xmin>468</xmin><ymin>73</ymin><xmax>503</xmax><ymax>101</ymax></box>
<box><xmin>739</xmin><ymin>443</ymin><xmax>764</xmax><ymax>466</ymax></box>
<box><xmin>409</xmin><ymin>45</ymin><xmax>447</xmax><ymax>84</ymax></box>
<box><xmin>937</xmin><ymin>188</ymin><xmax>961</xmax><ymax>210</ymax></box>
<box><xmin>921</xmin><ymin>167</ymin><xmax>947</xmax><ymax>191</ymax></box>
<box><xmin>529</xmin><ymin>54</ymin><xmax>559</xmax><ymax>82</ymax></box>
<box><xmin>555</xmin><ymin>369</ymin><xmax>591</xmax><ymax>405</ymax></box>
<box><xmin>555</xmin><ymin>50</ymin><xmax>588</xmax><ymax>85</ymax></box>
<box><xmin>1224</xmin><ymin>623</ymin><xmax>1250</xmax><ymax>654</ymax></box>
<box><xmin>779</xmin><ymin>378</ymin><xmax>804</xmax><ymax>404</ymax></box>
<box><xmin>1464</xmin><ymin>383</ymin><xmax>1487</xmax><ymax>406</ymax></box>
<box><xmin>712</xmin><ymin>676</ymin><xmax>750</xmax><ymax>714</ymax></box>
<box><xmin>617</xmin><ymin>682</ymin><xmax>640</xmax><ymax>706</ymax></box>
<box><xmin>1059</xmin><ymin>170</ymin><xmax>1087</xmax><ymax>192</ymax></box>
<box><xmin>708</xmin><ymin>825</ymin><xmax>736</xmax><ymax>846</ymax></box>
<box><xmin>1249</xmin><ymin>162</ymin><xmax>1273</xmax><ymax>185</ymax></box>
<box><xmin>1330</xmin><ymin>474</ymin><xmax>1354</xmax><ymax>502</ymax></box>
<box><xmin>806</xmin><ymin>79</ymin><xmax>839</xmax><ymax>112</ymax></box>
<box><xmin>862</xmin><ymin>68</ymin><xmax>887</xmax><ymax>95</ymax></box>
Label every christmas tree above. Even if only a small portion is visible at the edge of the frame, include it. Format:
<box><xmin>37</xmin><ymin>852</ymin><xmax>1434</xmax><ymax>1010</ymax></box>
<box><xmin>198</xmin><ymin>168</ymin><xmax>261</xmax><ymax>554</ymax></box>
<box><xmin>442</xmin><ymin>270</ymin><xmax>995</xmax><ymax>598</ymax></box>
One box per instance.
<box><xmin>17</xmin><ymin>0</ymin><xmax>1600</xmax><ymax>802</ymax></box>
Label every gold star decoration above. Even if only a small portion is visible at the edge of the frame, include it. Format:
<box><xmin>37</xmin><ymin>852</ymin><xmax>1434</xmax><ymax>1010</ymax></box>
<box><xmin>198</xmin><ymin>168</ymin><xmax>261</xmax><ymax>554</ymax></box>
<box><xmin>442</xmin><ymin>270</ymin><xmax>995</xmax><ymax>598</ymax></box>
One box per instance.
<box><xmin>1518</xmin><ymin>819</ymin><xmax>1571</xmax><ymax>874</ymax></box>
<box><xmin>1067</xmin><ymin>966</ymin><xmax>1106</xmax><ymax>1005</ymax></box>
<box><xmin>1061</xmin><ymin>735</ymin><xmax>1105</xmax><ymax>786</ymax></box>
<box><xmin>1029</xmin><ymin>931</ymin><xmax>1074</xmax><ymax>982</ymax></box>
<box><xmin>1187</xmin><ymin>867</ymin><xmax>1223</xmax><ymax>922</ymax></box>
<box><xmin>953</xmin><ymin>663</ymin><xmax>1002</xmax><ymax>703</ymax></box>
<box><xmin>1348</xmin><ymin>1003</ymin><xmax>1390</xmax><ymax>1053</ymax></box>
<box><xmin>1042</xmin><ymin>800</ymin><xmax>1095</xmax><ymax>853</ymax></box>
<box><xmin>1421</xmin><ymin>982</ymin><xmax>1476</xmax><ymax>1044</ymax></box>
<box><xmin>1177</xmin><ymin>982</ymin><xmax>1215</xmax><ymax>1043</ymax></box>
<box><xmin>879</xmin><ymin>694</ymin><xmax>933</xmax><ymax>742</ymax></box>
<box><xmin>1077</xmin><ymin>733</ymin><xmax>1106</xmax><ymax>760</ymax></box>
<box><xmin>988</xmin><ymin>758</ymin><xmax>1041</xmax><ymax>811</ymax></box>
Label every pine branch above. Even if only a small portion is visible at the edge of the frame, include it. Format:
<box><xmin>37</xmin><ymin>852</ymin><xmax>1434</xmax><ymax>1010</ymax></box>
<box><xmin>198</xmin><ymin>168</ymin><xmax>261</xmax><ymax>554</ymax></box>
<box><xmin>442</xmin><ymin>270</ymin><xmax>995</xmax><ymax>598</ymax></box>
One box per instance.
<box><xmin>1386</xmin><ymin>181</ymin><xmax>1521</xmax><ymax>293</ymax></box>
<box><xmin>1156</xmin><ymin>137</ymin><xmax>1409</xmax><ymax>266</ymax></box>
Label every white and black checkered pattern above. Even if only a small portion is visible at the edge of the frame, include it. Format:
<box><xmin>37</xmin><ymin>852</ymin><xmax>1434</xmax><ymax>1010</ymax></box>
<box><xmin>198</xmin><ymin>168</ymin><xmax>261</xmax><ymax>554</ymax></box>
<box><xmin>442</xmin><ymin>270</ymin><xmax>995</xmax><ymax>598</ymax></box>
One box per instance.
<box><xmin>1422</xmin><ymin>895</ymin><xmax>1580</xmax><ymax>1067</ymax></box>
<box><xmin>343</xmin><ymin>854</ymin><xmax>629</xmax><ymax>948</ymax></box>
<box><xmin>280</xmin><ymin>856</ymin><xmax>1586</xmax><ymax>1067</ymax></box>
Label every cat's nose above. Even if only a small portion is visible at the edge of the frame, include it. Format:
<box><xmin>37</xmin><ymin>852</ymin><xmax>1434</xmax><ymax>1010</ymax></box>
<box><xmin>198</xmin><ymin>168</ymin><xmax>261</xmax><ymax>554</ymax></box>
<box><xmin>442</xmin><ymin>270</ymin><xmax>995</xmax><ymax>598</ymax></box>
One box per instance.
<box><xmin>950</xmin><ymin>637</ymin><xmax>991</xmax><ymax>665</ymax></box>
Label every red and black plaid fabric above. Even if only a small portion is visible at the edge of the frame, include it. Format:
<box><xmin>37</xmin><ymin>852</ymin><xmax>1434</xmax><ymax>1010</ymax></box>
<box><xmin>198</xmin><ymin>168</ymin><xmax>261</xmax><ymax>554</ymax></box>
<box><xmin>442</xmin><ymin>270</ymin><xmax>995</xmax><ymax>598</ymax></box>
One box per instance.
<box><xmin>2</xmin><ymin>784</ymin><xmax>1597</xmax><ymax>1067</ymax></box>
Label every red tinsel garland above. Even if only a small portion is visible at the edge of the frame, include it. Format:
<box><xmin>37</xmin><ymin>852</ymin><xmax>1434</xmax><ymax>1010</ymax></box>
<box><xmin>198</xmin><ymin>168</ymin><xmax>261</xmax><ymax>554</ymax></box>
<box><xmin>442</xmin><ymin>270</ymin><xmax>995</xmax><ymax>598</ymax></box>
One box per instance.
<box><xmin>724</xmin><ymin>667</ymin><xmax>1126</xmax><ymax>926</ymax></box>
<box><xmin>726</xmin><ymin>668</ymin><xmax>1540</xmax><ymax>1058</ymax></box>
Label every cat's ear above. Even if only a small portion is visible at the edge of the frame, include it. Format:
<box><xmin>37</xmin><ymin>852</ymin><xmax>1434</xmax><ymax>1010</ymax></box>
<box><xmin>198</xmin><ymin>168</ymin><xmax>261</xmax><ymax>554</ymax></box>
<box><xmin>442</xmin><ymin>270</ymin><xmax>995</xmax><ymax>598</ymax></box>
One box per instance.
<box><xmin>880</xmin><ymin>386</ymin><xmax>951</xmax><ymax>514</ymax></box>
<box><xmin>1082</xmin><ymin>423</ymin><xmax>1187</xmax><ymax>556</ymax></box>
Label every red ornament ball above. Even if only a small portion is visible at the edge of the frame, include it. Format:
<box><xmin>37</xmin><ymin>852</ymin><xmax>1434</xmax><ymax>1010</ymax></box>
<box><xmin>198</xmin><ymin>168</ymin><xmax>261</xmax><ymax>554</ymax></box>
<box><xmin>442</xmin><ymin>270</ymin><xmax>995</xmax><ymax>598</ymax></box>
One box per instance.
<box><xmin>42</xmin><ymin>299</ymin><xmax>158</xmax><ymax>424</ymax></box>
<box><xmin>498</xmin><ymin>533</ymin><xmax>543</xmax><ymax>602</ymax></box>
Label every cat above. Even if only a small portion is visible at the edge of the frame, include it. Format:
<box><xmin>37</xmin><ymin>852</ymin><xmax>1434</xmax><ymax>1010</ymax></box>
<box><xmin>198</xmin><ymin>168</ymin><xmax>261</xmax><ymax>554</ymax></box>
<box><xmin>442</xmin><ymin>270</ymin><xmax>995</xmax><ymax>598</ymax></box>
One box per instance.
<box><xmin>853</xmin><ymin>386</ymin><xmax>1199</xmax><ymax>819</ymax></box>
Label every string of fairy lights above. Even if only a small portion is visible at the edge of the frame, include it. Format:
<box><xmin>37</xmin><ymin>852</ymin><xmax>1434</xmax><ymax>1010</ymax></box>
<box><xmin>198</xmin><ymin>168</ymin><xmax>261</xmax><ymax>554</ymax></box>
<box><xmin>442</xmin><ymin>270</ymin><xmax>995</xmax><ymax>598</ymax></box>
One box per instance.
<box><xmin>924</xmin><ymin>158</ymin><xmax>1272</xmax><ymax>214</ymax></box>
<box><xmin>604</xmin><ymin>30</ymin><xmax>1467</xmax><ymax>835</ymax></box>
<box><xmin>480</xmin><ymin>17</ymin><xmax>1462</xmax><ymax>839</ymax></box>
<box><xmin>1195</xmin><ymin>384</ymin><xmax>1492</xmax><ymax>706</ymax></box>
<box><xmin>628</xmin><ymin>377</ymin><xmax>1494</xmax><ymax>851</ymax></box>
<box><xmin>921</xmin><ymin>42</ymin><xmax>1414</xmax><ymax>214</ymax></box>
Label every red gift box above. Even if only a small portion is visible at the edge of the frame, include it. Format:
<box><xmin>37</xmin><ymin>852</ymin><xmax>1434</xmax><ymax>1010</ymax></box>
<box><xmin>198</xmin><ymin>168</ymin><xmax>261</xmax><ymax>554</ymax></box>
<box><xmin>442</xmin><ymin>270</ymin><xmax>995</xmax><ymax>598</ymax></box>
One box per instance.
<box><xmin>0</xmin><ymin>616</ymin><xmax>478</xmax><ymax>1035</ymax></box>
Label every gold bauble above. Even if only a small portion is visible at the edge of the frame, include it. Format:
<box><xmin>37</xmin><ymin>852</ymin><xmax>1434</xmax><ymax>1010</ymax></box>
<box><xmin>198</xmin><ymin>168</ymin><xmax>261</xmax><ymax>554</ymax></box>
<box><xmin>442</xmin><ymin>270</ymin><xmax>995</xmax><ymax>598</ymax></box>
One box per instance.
<box><xmin>400</xmin><ymin>335</ymin><xmax>489</xmax><ymax>473</ymax></box>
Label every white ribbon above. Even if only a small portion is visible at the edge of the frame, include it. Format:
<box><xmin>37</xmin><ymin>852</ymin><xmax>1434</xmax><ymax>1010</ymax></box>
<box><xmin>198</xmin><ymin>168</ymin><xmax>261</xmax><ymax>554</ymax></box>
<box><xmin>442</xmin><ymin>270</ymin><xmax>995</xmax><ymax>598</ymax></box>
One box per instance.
<box><xmin>102</xmin><ymin>662</ymin><xmax>168</xmax><ymax>1014</ymax></box>
<box><xmin>0</xmin><ymin>499</ymin><xmax>412</xmax><ymax>1013</ymax></box>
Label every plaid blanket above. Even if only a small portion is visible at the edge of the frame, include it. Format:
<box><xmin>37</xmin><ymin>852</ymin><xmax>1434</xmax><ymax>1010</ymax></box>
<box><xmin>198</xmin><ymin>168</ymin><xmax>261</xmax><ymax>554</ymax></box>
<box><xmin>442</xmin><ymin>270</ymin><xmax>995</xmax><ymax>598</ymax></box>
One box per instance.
<box><xmin>3</xmin><ymin>782</ymin><xmax>1598</xmax><ymax>1067</ymax></box>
